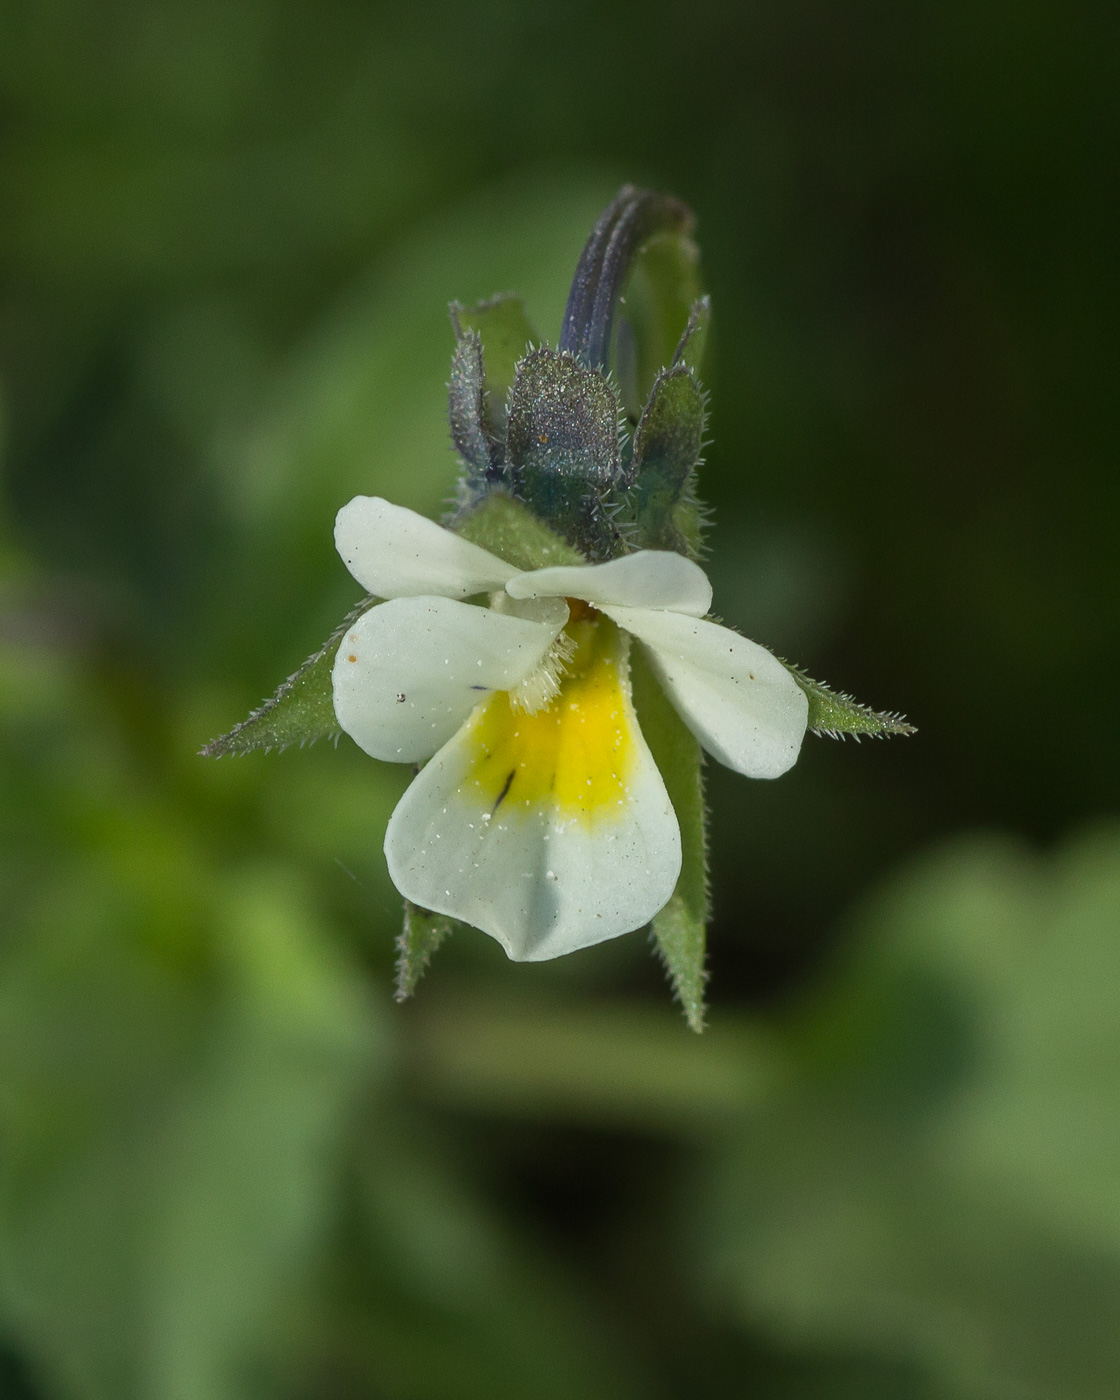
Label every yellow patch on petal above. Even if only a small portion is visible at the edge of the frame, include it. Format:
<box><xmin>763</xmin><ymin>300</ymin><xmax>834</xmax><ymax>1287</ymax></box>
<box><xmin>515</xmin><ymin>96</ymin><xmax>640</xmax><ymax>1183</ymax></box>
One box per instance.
<box><xmin>462</xmin><ymin>614</ymin><xmax>636</xmax><ymax>823</ymax></box>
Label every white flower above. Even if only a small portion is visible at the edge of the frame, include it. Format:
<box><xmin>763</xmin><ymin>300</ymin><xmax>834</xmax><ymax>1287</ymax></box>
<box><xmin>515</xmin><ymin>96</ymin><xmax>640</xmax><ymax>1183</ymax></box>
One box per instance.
<box><xmin>331</xmin><ymin>496</ymin><xmax>809</xmax><ymax>962</ymax></box>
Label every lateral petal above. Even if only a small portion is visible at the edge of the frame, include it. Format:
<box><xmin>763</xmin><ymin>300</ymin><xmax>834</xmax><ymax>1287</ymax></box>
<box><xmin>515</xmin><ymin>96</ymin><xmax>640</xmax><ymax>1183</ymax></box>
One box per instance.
<box><xmin>335</xmin><ymin>495</ymin><xmax>518</xmax><ymax>598</ymax></box>
<box><xmin>506</xmin><ymin>550</ymin><xmax>712</xmax><ymax>616</ymax></box>
<box><xmin>383</xmin><ymin>619</ymin><xmax>681</xmax><ymax>960</ymax></box>
<box><xmin>602</xmin><ymin>606</ymin><xmax>808</xmax><ymax>779</ymax></box>
<box><xmin>332</xmin><ymin>596</ymin><xmax>566</xmax><ymax>764</ymax></box>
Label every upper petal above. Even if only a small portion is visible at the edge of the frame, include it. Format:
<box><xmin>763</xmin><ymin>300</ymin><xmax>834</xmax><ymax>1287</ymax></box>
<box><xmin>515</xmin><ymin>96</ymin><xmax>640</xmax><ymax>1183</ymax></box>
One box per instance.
<box><xmin>333</xmin><ymin>595</ymin><xmax>566</xmax><ymax>764</ymax></box>
<box><xmin>383</xmin><ymin>618</ymin><xmax>681</xmax><ymax>960</ymax></box>
<box><xmin>506</xmin><ymin>550</ymin><xmax>712</xmax><ymax>616</ymax></box>
<box><xmin>335</xmin><ymin>496</ymin><xmax>518</xmax><ymax>598</ymax></box>
<box><xmin>602</xmin><ymin>606</ymin><xmax>808</xmax><ymax>779</ymax></box>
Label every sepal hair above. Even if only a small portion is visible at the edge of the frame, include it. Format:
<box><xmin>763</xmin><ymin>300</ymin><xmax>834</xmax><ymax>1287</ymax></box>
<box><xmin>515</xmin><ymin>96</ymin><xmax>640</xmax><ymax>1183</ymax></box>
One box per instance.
<box><xmin>199</xmin><ymin>596</ymin><xmax>377</xmax><ymax>757</ymax></box>
<box><xmin>443</xmin><ymin>190</ymin><xmax>709</xmax><ymax>563</ymax></box>
<box><xmin>785</xmin><ymin>664</ymin><xmax>917</xmax><ymax>740</ymax></box>
<box><xmin>448</xmin><ymin>329</ymin><xmax>500</xmax><ymax>483</ymax></box>
<box><xmin>396</xmin><ymin>901</ymin><xmax>463</xmax><ymax>1001</ymax></box>
<box><xmin>449</xmin><ymin>293</ymin><xmax>539</xmax><ymax>441</ymax></box>
<box><xmin>671</xmin><ymin>295</ymin><xmax>711</xmax><ymax>373</ymax></box>
<box><xmin>623</xmin><ymin>361</ymin><xmax>708</xmax><ymax>555</ymax></box>
<box><xmin>504</xmin><ymin>346</ymin><xmax>627</xmax><ymax>560</ymax></box>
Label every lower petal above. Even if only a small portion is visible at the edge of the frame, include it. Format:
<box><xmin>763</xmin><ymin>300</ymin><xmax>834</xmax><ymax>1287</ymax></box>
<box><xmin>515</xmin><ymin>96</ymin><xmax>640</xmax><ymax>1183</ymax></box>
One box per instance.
<box><xmin>383</xmin><ymin>619</ymin><xmax>681</xmax><ymax>960</ymax></box>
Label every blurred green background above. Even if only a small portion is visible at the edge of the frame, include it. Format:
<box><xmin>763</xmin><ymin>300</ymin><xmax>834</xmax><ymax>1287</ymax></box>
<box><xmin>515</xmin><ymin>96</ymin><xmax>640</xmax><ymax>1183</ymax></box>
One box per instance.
<box><xmin>1</xmin><ymin>1</ymin><xmax>1117</xmax><ymax>1397</ymax></box>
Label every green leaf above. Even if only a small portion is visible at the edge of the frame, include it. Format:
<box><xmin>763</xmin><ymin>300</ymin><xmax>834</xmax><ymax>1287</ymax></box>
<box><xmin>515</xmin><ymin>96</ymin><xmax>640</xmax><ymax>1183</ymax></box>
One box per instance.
<box><xmin>630</xmin><ymin>644</ymin><xmax>710</xmax><ymax>1032</ymax></box>
<box><xmin>455</xmin><ymin>490</ymin><xmax>585</xmax><ymax>571</ymax></box>
<box><xmin>0</xmin><ymin>865</ymin><xmax>377</xmax><ymax>1400</ymax></box>
<box><xmin>199</xmin><ymin>599</ymin><xmax>374</xmax><ymax>758</ymax></box>
<box><xmin>450</xmin><ymin>294</ymin><xmax>540</xmax><ymax>440</ymax></box>
<box><xmin>628</xmin><ymin>363</ymin><xmax>707</xmax><ymax>555</ymax></box>
<box><xmin>396</xmin><ymin>902</ymin><xmax>463</xmax><ymax>1002</ymax></box>
<box><xmin>345</xmin><ymin>1114</ymin><xmax>657</xmax><ymax>1400</ymax></box>
<box><xmin>703</xmin><ymin>827</ymin><xmax>1120</xmax><ymax>1400</ymax></box>
<box><xmin>785</xmin><ymin>664</ymin><xmax>917</xmax><ymax>739</ymax></box>
<box><xmin>409</xmin><ymin>994</ymin><xmax>779</xmax><ymax>1133</ymax></box>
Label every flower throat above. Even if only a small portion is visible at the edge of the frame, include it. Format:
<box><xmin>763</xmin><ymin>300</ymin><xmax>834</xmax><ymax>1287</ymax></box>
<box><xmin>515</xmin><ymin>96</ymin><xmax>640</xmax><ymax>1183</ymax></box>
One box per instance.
<box><xmin>463</xmin><ymin>614</ymin><xmax>636</xmax><ymax>823</ymax></box>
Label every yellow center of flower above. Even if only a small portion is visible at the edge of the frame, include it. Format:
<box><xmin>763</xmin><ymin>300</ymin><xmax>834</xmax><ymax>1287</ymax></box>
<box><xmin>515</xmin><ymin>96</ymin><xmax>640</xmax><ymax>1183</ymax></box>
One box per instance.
<box><xmin>462</xmin><ymin>611</ymin><xmax>635</xmax><ymax>823</ymax></box>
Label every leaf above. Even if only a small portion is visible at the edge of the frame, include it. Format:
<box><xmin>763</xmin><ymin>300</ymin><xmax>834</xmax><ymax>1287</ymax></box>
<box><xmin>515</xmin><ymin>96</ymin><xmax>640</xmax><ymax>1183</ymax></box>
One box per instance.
<box><xmin>505</xmin><ymin>347</ymin><xmax>623</xmax><ymax>559</ymax></box>
<box><xmin>0</xmin><ymin>864</ymin><xmax>377</xmax><ymax>1400</ymax></box>
<box><xmin>343</xmin><ymin>1116</ymin><xmax>657</xmax><ymax>1400</ymax></box>
<box><xmin>450</xmin><ymin>294</ymin><xmax>539</xmax><ymax>440</ymax></box>
<box><xmin>630</xmin><ymin>644</ymin><xmax>709</xmax><ymax>1032</ymax></box>
<box><xmin>628</xmin><ymin>363</ymin><xmax>707</xmax><ymax>555</ymax></box>
<box><xmin>454</xmin><ymin>491</ymin><xmax>584</xmax><ymax>571</ymax></box>
<box><xmin>409</xmin><ymin>994</ymin><xmax>779</xmax><ymax>1133</ymax></box>
<box><xmin>705</xmin><ymin>827</ymin><xmax>1120</xmax><ymax>1400</ymax></box>
<box><xmin>395</xmin><ymin>902</ymin><xmax>462</xmax><ymax>1002</ymax></box>
<box><xmin>199</xmin><ymin>598</ymin><xmax>374</xmax><ymax>757</ymax></box>
<box><xmin>785</xmin><ymin>664</ymin><xmax>917</xmax><ymax>739</ymax></box>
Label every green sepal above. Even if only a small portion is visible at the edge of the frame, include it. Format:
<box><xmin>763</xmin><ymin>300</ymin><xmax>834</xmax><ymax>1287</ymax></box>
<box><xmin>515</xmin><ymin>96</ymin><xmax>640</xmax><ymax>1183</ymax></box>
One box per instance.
<box><xmin>671</xmin><ymin>295</ymin><xmax>711</xmax><ymax>375</ymax></box>
<box><xmin>615</xmin><ymin>227</ymin><xmax>704</xmax><ymax>419</ymax></box>
<box><xmin>448</xmin><ymin>329</ymin><xmax>495</xmax><ymax>481</ymax></box>
<box><xmin>450</xmin><ymin>294</ymin><xmax>539</xmax><ymax>440</ymax></box>
<box><xmin>630</xmin><ymin>644</ymin><xmax>710</xmax><ymax>1033</ymax></box>
<box><xmin>628</xmin><ymin>363</ymin><xmax>707</xmax><ymax>555</ymax></box>
<box><xmin>395</xmin><ymin>901</ymin><xmax>466</xmax><ymax>1001</ymax></box>
<box><xmin>454</xmin><ymin>491</ymin><xmax>585</xmax><ymax>570</ymax></box>
<box><xmin>672</xmin><ymin>497</ymin><xmax>709</xmax><ymax>561</ymax></box>
<box><xmin>199</xmin><ymin>598</ymin><xmax>374</xmax><ymax>757</ymax></box>
<box><xmin>786</xmin><ymin>664</ymin><xmax>917</xmax><ymax>740</ymax></box>
<box><xmin>505</xmin><ymin>347</ymin><xmax>623</xmax><ymax>559</ymax></box>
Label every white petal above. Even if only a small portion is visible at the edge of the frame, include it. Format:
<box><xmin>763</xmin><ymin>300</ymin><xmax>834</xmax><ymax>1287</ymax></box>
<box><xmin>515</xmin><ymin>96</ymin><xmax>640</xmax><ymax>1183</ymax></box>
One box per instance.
<box><xmin>335</xmin><ymin>496</ymin><xmax>518</xmax><ymax>599</ymax></box>
<box><xmin>333</xmin><ymin>596</ymin><xmax>566</xmax><ymax>764</ymax></box>
<box><xmin>383</xmin><ymin>623</ymin><xmax>681</xmax><ymax>960</ymax></box>
<box><xmin>602</xmin><ymin>605</ymin><xmax>808</xmax><ymax>778</ymax></box>
<box><xmin>506</xmin><ymin>550</ymin><xmax>712</xmax><ymax>616</ymax></box>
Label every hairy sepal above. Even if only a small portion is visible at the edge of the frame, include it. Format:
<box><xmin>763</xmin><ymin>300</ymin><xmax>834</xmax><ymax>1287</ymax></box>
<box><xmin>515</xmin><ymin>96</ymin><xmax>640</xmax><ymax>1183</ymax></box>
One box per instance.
<box><xmin>450</xmin><ymin>294</ymin><xmax>539</xmax><ymax>441</ymax></box>
<box><xmin>628</xmin><ymin>363</ymin><xmax>707</xmax><ymax>556</ymax></box>
<box><xmin>505</xmin><ymin>348</ymin><xmax>625</xmax><ymax>559</ymax></box>
<box><xmin>396</xmin><ymin>902</ymin><xmax>469</xmax><ymax>1001</ymax></box>
<box><xmin>200</xmin><ymin>599</ymin><xmax>377</xmax><ymax>758</ymax></box>
<box><xmin>615</xmin><ymin>235</ymin><xmax>705</xmax><ymax>418</ymax></box>
<box><xmin>786</xmin><ymin>665</ymin><xmax>917</xmax><ymax>740</ymax></box>
<box><xmin>671</xmin><ymin>296</ymin><xmax>711</xmax><ymax>375</ymax></box>
<box><xmin>630</xmin><ymin>646</ymin><xmax>710</xmax><ymax>1032</ymax></box>
<box><xmin>448</xmin><ymin>330</ymin><xmax>496</xmax><ymax>487</ymax></box>
<box><xmin>453</xmin><ymin>491</ymin><xmax>585</xmax><ymax>571</ymax></box>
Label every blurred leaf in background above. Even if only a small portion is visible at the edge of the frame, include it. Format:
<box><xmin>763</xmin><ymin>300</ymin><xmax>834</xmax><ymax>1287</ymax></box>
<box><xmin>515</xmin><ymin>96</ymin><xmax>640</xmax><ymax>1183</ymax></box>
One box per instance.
<box><xmin>701</xmin><ymin>826</ymin><xmax>1120</xmax><ymax>1400</ymax></box>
